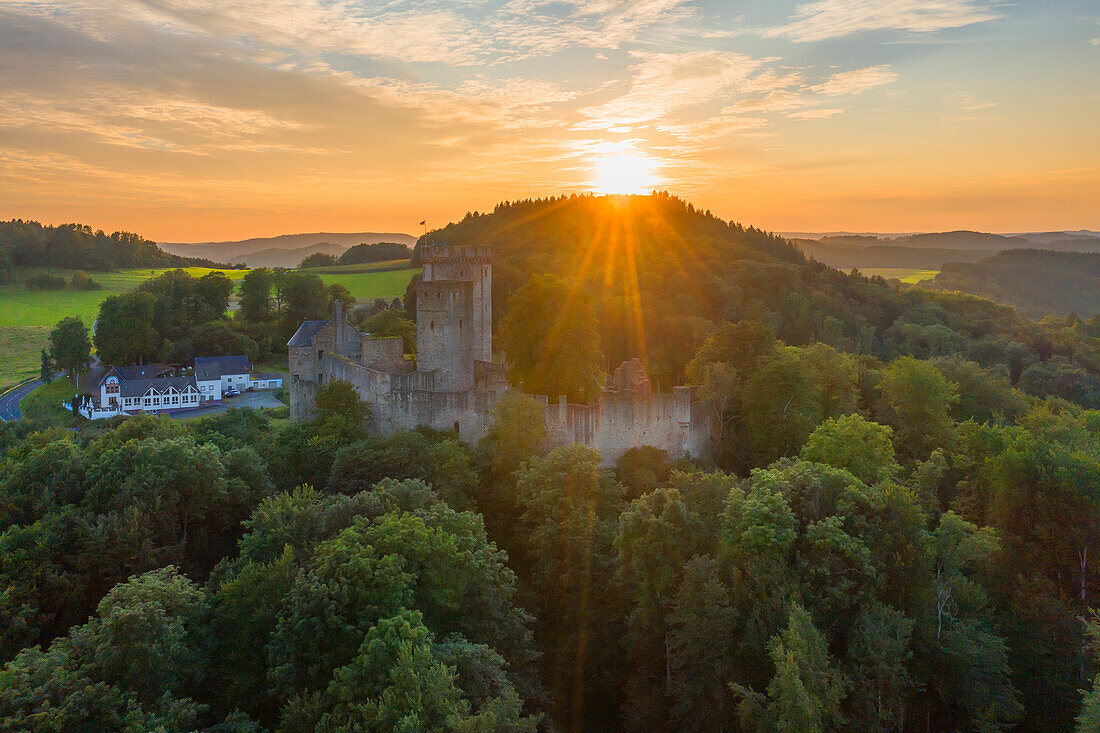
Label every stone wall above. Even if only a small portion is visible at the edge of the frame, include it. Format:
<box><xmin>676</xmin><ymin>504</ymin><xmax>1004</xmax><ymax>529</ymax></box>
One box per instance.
<box><xmin>360</xmin><ymin>335</ymin><xmax>405</xmax><ymax>372</ymax></box>
<box><xmin>539</xmin><ymin>382</ymin><xmax>712</xmax><ymax>466</ymax></box>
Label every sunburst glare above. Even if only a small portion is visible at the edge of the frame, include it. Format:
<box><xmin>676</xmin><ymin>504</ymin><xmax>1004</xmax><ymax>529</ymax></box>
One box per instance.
<box><xmin>591</xmin><ymin>150</ymin><xmax>661</xmax><ymax>195</ymax></box>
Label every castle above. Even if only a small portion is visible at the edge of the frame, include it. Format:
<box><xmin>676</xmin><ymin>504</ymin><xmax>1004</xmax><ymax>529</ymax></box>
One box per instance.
<box><xmin>288</xmin><ymin>244</ymin><xmax>711</xmax><ymax>464</ymax></box>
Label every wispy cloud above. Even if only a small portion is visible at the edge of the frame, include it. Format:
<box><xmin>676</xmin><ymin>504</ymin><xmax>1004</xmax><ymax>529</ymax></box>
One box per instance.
<box><xmin>787</xmin><ymin>107</ymin><xmax>845</xmax><ymax>120</ymax></box>
<box><xmin>765</xmin><ymin>0</ymin><xmax>1002</xmax><ymax>42</ymax></box>
<box><xmin>941</xmin><ymin>90</ymin><xmax>998</xmax><ymax>120</ymax></box>
<box><xmin>813</xmin><ymin>65</ymin><xmax>898</xmax><ymax>95</ymax></box>
<box><xmin>576</xmin><ymin>50</ymin><xmax>765</xmax><ymax>130</ymax></box>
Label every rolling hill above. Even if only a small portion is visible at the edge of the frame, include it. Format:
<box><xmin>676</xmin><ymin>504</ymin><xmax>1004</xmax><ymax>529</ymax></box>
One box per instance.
<box><xmin>159</xmin><ymin>231</ymin><xmax>416</xmax><ymax>268</ymax></box>
<box><xmin>924</xmin><ymin>249</ymin><xmax>1100</xmax><ymax>318</ymax></box>
<box><xmin>793</xmin><ymin>230</ymin><xmax>1100</xmax><ymax>270</ymax></box>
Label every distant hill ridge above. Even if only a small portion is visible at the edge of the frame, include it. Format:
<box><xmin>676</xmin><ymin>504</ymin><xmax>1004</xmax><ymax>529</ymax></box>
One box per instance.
<box><xmin>160</xmin><ymin>231</ymin><xmax>416</xmax><ymax>268</ymax></box>
<box><xmin>794</xmin><ymin>229</ymin><xmax>1100</xmax><ymax>270</ymax></box>
<box><xmin>925</xmin><ymin>248</ymin><xmax>1100</xmax><ymax>318</ymax></box>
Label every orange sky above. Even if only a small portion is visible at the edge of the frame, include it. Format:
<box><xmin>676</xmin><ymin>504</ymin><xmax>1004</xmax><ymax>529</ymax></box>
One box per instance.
<box><xmin>2</xmin><ymin>0</ymin><xmax>1098</xmax><ymax>242</ymax></box>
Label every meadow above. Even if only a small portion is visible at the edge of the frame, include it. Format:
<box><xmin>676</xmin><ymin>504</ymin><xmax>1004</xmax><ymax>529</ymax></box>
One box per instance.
<box><xmin>860</xmin><ymin>267</ymin><xmax>939</xmax><ymax>284</ymax></box>
<box><xmin>315</xmin><ymin>267</ymin><xmax>420</xmax><ymax>301</ymax></box>
<box><xmin>0</xmin><ymin>264</ymin><xmax>419</xmax><ymax>391</ymax></box>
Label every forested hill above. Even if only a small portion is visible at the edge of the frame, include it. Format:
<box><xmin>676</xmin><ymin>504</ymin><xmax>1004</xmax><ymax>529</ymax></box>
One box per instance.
<box><xmin>417</xmin><ymin>193</ymin><xmax>802</xmax><ymax>387</ymax></box>
<box><xmin>0</xmin><ymin>220</ymin><xmax>227</xmax><ymax>271</ymax></box>
<box><xmin>794</xmin><ymin>230</ymin><xmax>1100</xmax><ymax>270</ymax></box>
<box><xmin>927</xmin><ymin>248</ymin><xmax>1100</xmax><ymax>318</ymax></box>
<box><xmin>417</xmin><ymin>193</ymin><xmax>1100</xmax><ymax>409</ymax></box>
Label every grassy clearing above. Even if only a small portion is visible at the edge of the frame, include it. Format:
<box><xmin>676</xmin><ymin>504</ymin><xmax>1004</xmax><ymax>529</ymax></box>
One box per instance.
<box><xmin>303</xmin><ymin>259</ymin><xmax>413</xmax><ymax>274</ymax></box>
<box><xmin>19</xmin><ymin>377</ymin><xmax>79</xmax><ymax>424</ymax></box>
<box><xmin>317</xmin><ymin>267</ymin><xmax>420</xmax><ymax>302</ymax></box>
<box><xmin>0</xmin><ymin>326</ymin><xmax>50</xmax><ymax>392</ymax></box>
<box><xmin>860</xmin><ymin>268</ymin><xmax>939</xmax><ymax>284</ymax></box>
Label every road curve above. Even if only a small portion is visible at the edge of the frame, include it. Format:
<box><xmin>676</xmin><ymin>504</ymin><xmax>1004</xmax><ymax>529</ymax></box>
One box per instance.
<box><xmin>0</xmin><ymin>378</ymin><xmax>44</xmax><ymax>422</ymax></box>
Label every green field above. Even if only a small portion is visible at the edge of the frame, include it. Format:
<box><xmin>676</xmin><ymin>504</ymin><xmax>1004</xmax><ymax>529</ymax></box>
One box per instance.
<box><xmin>0</xmin><ymin>267</ymin><xmax>249</xmax><ymax>328</ymax></box>
<box><xmin>317</xmin><ymin>267</ymin><xmax>420</xmax><ymax>301</ymax></box>
<box><xmin>860</xmin><ymin>268</ymin><xmax>939</xmax><ymax>284</ymax></box>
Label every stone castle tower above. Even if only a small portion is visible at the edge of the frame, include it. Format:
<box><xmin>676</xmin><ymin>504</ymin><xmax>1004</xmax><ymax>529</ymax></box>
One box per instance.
<box><xmin>415</xmin><ymin>244</ymin><xmax>493</xmax><ymax>391</ymax></box>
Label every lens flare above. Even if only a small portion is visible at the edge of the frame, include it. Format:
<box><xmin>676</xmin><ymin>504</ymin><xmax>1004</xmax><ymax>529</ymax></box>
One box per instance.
<box><xmin>591</xmin><ymin>151</ymin><xmax>660</xmax><ymax>195</ymax></box>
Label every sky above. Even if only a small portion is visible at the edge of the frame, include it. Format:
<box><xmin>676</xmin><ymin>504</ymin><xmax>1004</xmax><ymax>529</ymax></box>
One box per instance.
<box><xmin>1</xmin><ymin>0</ymin><xmax>1098</xmax><ymax>242</ymax></box>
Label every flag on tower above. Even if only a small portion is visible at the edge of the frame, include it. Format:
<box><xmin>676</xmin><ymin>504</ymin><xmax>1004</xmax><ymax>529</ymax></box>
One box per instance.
<box><xmin>418</xmin><ymin>220</ymin><xmax>426</xmax><ymax>226</ymax></box>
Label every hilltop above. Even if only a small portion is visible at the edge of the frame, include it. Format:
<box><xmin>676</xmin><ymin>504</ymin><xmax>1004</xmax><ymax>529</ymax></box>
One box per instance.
<box><xmin>160</xmin><ymin>231</ymin><xmax>416</xmax><ymax>268</ymax></box>
<box><xmin>420</xmin><ymin>193</ymin><xmax>1100</xmax><ymax>405</ymax></box>
<box><xmin>418</xmin><ymin>193</ymin><xmax>801</xmax><ymax>387</ymax></box>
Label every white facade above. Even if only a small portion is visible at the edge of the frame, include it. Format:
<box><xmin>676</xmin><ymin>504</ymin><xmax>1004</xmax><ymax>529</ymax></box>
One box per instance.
<box><xmin>221</xmin><ymin>372</ymin><xmax>249</xmax><ymax>390</ymax></box>
<box><xmin>197</xmin><ymin>379</ymin><xmax>222</xmax><ymax>401</ymax></box>
<box><xmin>100</xmin><ymin>374</ymin><xmax>121</xmax><ymax>407</ymax></box>
<box><xmin>249</xmin><ymin>376</ymin><xmax>283</xmax><ymax>390</ymax></box>
<box><xmin>84</xmin><ymin>370</ymin><xmax>202</xmax><ymax>420</ymax></box>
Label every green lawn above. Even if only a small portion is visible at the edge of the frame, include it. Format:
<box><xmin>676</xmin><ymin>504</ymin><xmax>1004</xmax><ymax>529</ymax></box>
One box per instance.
<box><xmin>19</xmin><ymin>377</ymin><xmax>79</xmax><ymax>424</ymax></box>
<box><xmin>317</xmin><ymin>267</ymin><xmax>420</xmax><ymax>301</ymax></box>
<box><xmin>860</xmin><ymin>268</ymin><xmax>939</xmax><ymax>284</ymax></box>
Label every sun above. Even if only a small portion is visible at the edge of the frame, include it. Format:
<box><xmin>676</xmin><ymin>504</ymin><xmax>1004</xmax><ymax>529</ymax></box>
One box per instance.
<box><xmin>591</xmin><ymin>151</ymin><xmax>660</xmax><ymax>195</ymax></box>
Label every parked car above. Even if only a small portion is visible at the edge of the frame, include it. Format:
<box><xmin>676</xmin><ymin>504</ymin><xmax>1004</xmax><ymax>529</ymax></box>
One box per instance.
<box><xmin>224</xmin><ymin>387</ymin><xmax>241</xmax><ymax>398</ymax></box>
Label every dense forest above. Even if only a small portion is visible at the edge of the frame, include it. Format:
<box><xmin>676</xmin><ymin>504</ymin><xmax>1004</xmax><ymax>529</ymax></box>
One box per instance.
<box><xmin>4</xmin><ymin>193</ymin><xmax>1100</xmax><ymax>731</ymax></box>
<box><xmin>926</xmin><ymin>249</ymin><xmax>1100</xmax><ymax>319</ymax></box>
<box><xmin>0</xmin><ymin>220</ymin><xmax>227</xmax><ymax>275</ymax></box>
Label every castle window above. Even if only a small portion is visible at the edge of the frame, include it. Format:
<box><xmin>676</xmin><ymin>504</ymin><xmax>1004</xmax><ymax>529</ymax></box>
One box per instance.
<box><xmin>430</xmin><ymin>320</ymin><xmax>434</xmax><ymax>330</ymax></box>
<box><xmin>459</xmin><ymin>319</ymin><xmax>462</xmax><ymax>329</ymax></box>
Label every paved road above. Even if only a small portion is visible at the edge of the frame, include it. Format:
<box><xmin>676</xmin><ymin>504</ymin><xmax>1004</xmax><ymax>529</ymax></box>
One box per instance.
<box><xmin>167</xmin><ymin>391</ymin><xmax>285</xmax><ymax>419</ymax></box>
<box><xmin>0</xmin><ymin>378</ymin><xmax>44</xmax><ymax>421</ymax></box>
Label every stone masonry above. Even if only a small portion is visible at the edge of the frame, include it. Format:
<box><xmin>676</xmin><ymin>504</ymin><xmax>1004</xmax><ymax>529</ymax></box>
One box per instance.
<box><xmin>288</xmin><ymin>244</ymin><xmax>711</xmax><ymax>464</ymax></box>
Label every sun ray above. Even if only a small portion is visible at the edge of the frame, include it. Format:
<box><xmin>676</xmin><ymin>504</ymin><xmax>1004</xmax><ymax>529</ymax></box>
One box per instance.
<box><xmin>590</xmin><ymin>148</ymin><xmax>661</xmax><ymax>195</ymax></box>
